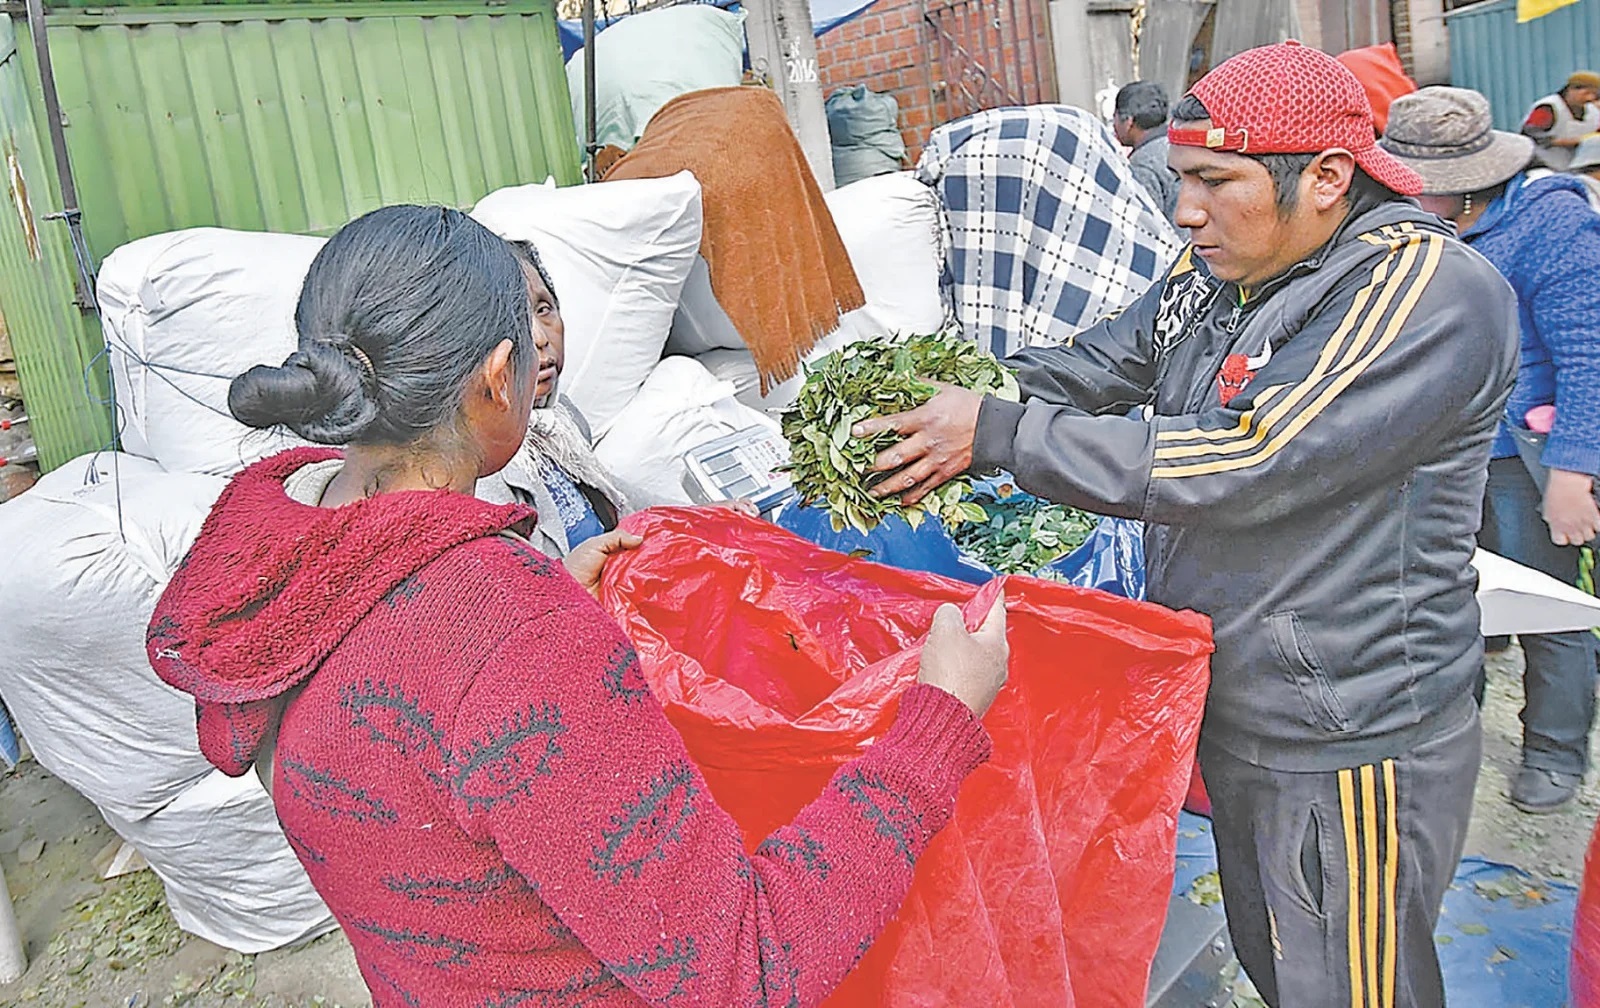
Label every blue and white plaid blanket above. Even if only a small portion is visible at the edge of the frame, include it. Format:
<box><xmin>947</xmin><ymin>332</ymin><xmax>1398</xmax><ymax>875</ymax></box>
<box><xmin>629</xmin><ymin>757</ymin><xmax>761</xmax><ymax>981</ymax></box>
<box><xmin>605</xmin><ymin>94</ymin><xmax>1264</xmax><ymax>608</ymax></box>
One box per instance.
<box><xmin>916</xmin><ymin>105</ymin><xmax>1184</xmax><ymax>358</ymax></box>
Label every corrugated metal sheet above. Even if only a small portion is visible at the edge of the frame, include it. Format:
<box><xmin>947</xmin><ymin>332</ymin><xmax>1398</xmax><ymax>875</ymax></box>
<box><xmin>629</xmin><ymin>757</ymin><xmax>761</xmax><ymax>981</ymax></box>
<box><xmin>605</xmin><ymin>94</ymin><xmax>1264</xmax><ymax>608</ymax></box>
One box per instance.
<box><xmin>0</xmin><ymin>17</ymin><xmax>115</xmax><ymax>469</ymax></box>
<box><xmin>0</xmin><ymin>0</ymin><xmax>579</xmax><ymax>468</ymax></box>
<box><xmin>48</xmin><ymin>0</ymin><xmax>582</xmax><ymax>253</ymax></box>
<box><xmin>1448</xmin><ymin>0</ymin><xmax>1600</xmax><ymax>131</ymax></box>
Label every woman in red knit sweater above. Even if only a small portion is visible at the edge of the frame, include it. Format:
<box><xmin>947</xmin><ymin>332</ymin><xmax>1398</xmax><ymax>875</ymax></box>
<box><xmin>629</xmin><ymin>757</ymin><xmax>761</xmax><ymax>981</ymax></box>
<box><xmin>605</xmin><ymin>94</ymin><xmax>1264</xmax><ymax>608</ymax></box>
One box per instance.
<box><xmin>148</xmin><ymin>205</ymin><xmax>1007</xmax><ymax>1007</ymax></box>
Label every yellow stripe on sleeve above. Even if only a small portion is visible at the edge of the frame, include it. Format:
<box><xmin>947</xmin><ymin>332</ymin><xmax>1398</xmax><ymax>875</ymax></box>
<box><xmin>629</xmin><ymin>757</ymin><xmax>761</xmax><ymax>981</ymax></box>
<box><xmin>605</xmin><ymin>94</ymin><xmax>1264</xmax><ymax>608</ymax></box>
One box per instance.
<box><xmin>1154</xmin><ymin>233</ymin><xmax>1407</xmax><ymax>447</ymax></box>
<box><xmin>1151</xmin><ymin>232</ymin><xmax>1443</xmax><ymax>479</ymax></box>
<box><xmin>1154</xmin><ymin>230</ymin><xmax>1419</xmax><ymax>461</ymax></box>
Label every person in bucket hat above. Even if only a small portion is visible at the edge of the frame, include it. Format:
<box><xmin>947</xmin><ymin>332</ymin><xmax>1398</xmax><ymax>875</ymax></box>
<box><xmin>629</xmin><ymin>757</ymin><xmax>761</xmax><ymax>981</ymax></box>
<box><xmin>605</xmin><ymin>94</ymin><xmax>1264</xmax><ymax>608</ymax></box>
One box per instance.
<box><xmin>1385</xmin><ymin>87</ymin><xmax>1600</xmax><ymax>817</ymax></box>
<box><xmin>857</xmin><ymin>41</ymin><xmax>1518</xmax><ymax>1008</ymax></box>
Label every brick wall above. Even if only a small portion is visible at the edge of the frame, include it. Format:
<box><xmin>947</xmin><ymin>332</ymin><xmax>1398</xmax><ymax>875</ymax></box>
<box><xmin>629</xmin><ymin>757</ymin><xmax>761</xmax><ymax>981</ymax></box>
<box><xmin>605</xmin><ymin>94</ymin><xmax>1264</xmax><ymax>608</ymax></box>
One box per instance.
<box><xmin>816</xmin><ymin>0</ymin><xmax>1058</xmax><ymax>164</ymax></box>
<box><xmin>815</xmin><ymin>0</ymin><xmax>939</xmax><ymax>163</ymax></box>
<box><xmin>1390</xmin><ymin>0</ymin><xmax>1415</xmax><ymax>77</ymax></box>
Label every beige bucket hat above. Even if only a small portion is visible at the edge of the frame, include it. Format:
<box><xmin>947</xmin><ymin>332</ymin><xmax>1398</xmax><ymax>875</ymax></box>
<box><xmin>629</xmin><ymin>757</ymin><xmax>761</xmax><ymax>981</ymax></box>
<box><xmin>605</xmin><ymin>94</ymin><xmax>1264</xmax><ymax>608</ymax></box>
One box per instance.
<box><xmin>1379</xmin><ymin>86</ymin><xmax>1536</xmax><ymax>196</ymax></box>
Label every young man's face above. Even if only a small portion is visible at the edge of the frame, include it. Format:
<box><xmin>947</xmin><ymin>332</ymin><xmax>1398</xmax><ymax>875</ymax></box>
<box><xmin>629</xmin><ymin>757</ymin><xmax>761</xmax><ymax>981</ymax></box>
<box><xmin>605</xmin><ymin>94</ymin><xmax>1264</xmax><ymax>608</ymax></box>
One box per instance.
<box><xmin>1169</xmin><ymin>139</ymin><xmax>1325</xmax><ymax>288</ymax></box>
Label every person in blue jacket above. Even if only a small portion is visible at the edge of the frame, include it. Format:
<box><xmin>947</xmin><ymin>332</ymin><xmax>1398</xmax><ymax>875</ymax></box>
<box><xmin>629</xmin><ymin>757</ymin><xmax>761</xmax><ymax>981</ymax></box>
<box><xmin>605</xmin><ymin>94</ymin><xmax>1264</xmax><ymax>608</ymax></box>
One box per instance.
<box><xmin>1385</xmin><ymin>86</ymin><xmax>1600</xmax><ymax>813</ymax></box>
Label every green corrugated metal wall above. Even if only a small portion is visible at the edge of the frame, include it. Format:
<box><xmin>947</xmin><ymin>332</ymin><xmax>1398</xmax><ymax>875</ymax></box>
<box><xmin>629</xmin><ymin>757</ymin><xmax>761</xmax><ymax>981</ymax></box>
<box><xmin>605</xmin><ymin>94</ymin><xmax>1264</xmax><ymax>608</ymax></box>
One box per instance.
<box><xmin>0</xmin><ymin>0</ymin><xmax>580</xmax><ymax>469</ymax></box>
<box><xmin>0</xmin><ymin>17</ymin><xmax>114</xmax><ymax>469</ymax></box>
<box><xmin>1448</xmin><ymin>0</ymin><xmax>1600</xmax><ymax>132</ymax></box>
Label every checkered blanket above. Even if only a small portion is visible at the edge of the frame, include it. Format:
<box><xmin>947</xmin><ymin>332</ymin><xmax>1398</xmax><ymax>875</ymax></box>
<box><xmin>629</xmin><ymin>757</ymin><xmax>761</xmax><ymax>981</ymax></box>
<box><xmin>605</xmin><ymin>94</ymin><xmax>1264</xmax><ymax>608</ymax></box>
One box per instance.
<box><xmin>916</xmin><ymin>105</ymin><xmax>1184</xmax><ymax>359</ymax></box>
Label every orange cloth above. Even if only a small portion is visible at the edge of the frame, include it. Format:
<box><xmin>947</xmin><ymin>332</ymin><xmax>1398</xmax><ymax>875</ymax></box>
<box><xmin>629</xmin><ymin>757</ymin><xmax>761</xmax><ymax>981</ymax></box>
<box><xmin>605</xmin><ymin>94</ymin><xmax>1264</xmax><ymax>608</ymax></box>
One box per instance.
<box><xmin>592</xmin><ymin>143</ymin><xmax>627</xmax><ymax>179</ymax></box>
<box><xmin>605</xmin><ymin>87</ymin><xmax>864</xmax><ymax>392</ymax></box>
<box><xmin>1336</xmin><ymin>43</ymin><xmax>1418</xmax><ymax>135</ymax></box>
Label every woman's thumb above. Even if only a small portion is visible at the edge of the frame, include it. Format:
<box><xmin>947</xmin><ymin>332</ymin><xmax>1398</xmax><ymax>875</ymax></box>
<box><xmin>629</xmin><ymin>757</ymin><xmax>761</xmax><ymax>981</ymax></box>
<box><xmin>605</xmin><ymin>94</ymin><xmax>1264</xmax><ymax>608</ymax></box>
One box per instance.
<box><xmin>929</xmin><ymin>602</ymin><xmax>966</xmax><ymax>637</ymax></box>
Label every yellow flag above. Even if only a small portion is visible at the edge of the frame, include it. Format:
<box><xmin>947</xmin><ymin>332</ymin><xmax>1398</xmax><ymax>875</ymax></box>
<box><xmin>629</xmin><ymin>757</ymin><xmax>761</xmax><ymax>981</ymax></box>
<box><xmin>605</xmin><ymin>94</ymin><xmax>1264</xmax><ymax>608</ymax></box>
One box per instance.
<box><xmin>1518</xmin><ymin>0</ymin><xmax>1581</xmax><ymax>22</ymax></box>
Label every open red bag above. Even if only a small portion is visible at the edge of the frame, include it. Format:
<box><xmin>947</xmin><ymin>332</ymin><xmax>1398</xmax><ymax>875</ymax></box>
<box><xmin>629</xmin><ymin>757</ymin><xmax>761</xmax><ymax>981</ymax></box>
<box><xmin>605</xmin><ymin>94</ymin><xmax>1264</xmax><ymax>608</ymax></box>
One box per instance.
<box><xmin>600</xmin><ymin>508</ymin><xmax>1214</xmax><ymax>1007</ymax></box>
<box><xmin>1574</xmin><ymin>813</ymin><xmax>1600</xmax><ymax>1006</ymax></box>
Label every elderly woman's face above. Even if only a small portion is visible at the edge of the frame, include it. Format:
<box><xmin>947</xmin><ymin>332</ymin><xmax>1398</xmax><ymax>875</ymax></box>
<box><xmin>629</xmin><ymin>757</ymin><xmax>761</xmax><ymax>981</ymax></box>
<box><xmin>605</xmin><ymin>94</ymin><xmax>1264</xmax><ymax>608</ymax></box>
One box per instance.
<box><xmin>525</xmin><ymin>266</ymin><xmax>565</xmax><ymax>408</ymax></box>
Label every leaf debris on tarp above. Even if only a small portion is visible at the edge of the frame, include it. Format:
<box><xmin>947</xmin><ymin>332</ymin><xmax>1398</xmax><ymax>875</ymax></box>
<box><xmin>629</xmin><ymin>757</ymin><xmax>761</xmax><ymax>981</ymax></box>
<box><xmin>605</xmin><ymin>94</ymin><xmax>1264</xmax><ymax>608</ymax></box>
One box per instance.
<box><xmin>1186</xmin><ymin>869</ymin><xmax>1223</xmax><ymax>907</ymax></box>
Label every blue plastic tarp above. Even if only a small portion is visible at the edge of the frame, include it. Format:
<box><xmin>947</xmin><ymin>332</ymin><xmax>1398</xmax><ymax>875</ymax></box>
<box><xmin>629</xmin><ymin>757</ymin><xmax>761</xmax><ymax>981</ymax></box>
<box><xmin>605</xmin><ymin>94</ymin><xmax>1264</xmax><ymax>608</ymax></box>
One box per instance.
<box><xmin>1172</xmin><ymin>812</ymin><xmax>1575</xmax><ymax>1006</ymax></box>
<box><xmin>0</xmin><ymin>702</ymin><xmax>18</xmax><ymax>768</ymax></box>
<box><xmin>558</xmin><ymin>0</ymin><xmax>881</xmax><ymax>61</ymax></box>
<box><xmin>775</xmin><ymin>478</ymin><xmax>1147</xmax><ymax>599</ymax></box>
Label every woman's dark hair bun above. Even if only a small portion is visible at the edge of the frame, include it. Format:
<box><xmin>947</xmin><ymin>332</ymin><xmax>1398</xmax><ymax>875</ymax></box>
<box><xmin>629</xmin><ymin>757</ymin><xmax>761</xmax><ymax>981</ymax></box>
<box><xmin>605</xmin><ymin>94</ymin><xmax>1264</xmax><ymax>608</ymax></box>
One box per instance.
<box><xmin>228</xmin><ymin>340</ymin><xmax>379</xmax><ymax>444</ymax></box>
<box><xmin>226</xmin><ymin>205</ymin><xmax>532</xmax><ymax>447</ymax></box>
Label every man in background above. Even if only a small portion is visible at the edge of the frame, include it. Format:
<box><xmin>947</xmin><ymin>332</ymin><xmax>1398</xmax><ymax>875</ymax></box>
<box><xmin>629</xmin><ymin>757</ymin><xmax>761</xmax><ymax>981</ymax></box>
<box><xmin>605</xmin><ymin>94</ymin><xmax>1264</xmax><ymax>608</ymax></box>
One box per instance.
<box><xmin>1113</xmin><ymin>80</ymin><xmax>1179</xmax><ymax>224</ymax></box>
<box><xmin>1523</xmin><ymin>71</ymin><xmax>1600</xmax><ymax>169</ymax></box>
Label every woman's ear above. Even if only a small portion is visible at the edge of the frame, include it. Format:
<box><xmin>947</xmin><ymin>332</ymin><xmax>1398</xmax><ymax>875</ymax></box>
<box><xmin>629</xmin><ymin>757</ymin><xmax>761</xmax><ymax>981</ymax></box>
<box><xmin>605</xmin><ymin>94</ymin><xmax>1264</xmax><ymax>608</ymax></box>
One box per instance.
<box><xmin>479</xmin><ymin>339</ymin><xmax>518</xmax><ymax>409</ymax></box>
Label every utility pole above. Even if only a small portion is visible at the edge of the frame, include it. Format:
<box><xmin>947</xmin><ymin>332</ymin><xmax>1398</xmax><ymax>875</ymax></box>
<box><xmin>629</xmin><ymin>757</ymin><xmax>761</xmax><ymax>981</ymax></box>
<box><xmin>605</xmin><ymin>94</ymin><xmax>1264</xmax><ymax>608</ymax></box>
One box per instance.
<box><xmin>744</xmin><ymin>0</ymin><xmax>837</xmax><ymax>191</ymax></box>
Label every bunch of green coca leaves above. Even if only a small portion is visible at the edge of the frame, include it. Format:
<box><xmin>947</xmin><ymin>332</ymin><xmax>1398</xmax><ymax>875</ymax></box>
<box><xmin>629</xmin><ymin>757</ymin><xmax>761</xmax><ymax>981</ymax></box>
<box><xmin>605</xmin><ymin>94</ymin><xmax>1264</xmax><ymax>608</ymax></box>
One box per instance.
<box><xmin>948</xmin><ymin>481</ymin><xmax>1099</xmax><ymax>575</ymax></box>
<box><xmin>780</xmin><ymin>330</ymin><xmax>1019</xmax><ymax>534</ymax></box>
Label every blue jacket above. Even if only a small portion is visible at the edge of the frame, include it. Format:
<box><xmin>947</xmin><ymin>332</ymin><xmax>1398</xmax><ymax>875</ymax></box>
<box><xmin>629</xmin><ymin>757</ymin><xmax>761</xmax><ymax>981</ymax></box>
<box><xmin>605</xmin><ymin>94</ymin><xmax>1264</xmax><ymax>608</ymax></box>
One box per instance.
<box><xmin>1463</xmin><ymin>173</ymin><xmax>1600</xmax><ymax>475</ymax></box>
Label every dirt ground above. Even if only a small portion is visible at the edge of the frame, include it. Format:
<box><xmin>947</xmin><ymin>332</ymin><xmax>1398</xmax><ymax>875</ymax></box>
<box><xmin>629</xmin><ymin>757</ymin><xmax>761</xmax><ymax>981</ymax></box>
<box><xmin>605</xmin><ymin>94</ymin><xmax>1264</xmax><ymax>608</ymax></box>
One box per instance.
<box><xmin>0</xmin><ymin>645</ymin><xmax>1594</xmax><ymax>1008</ymax></box>
<box><xmin>1468</xmin><ymin>646</ymin><xmax>1600</xmax><ymax>882</ymax></box>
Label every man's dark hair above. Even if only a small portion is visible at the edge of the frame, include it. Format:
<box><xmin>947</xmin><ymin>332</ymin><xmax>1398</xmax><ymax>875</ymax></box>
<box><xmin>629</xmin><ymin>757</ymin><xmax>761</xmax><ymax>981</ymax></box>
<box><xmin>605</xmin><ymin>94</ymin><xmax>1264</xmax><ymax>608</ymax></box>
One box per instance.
<box><xmin>1170</xmin><ymin>94</ymin><xmax>1398</xmax><ymax>212</ymax></box>
<box><xmin>1115</xmin><ymin>81</ymin><xmax>1170</xmax><ymax>130</ymax></box>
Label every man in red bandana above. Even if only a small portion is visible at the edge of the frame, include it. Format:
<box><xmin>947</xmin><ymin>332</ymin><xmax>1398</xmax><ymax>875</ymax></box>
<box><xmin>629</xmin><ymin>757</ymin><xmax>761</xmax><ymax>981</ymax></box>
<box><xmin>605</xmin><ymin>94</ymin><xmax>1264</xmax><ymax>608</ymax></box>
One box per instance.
<box><xmin>857</xmin><ymin>42</ymin><xmax>1518</xmax><ymax>1007</ymax></box>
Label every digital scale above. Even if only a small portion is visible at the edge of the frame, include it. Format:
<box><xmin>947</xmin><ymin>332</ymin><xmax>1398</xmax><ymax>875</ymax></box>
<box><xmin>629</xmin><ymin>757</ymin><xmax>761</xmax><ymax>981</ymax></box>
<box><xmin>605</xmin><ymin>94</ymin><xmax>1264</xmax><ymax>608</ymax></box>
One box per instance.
<box><xmin>681</xmin><ymin>425</ymin><xmax>796</xmax><ymax>516</ymax></box>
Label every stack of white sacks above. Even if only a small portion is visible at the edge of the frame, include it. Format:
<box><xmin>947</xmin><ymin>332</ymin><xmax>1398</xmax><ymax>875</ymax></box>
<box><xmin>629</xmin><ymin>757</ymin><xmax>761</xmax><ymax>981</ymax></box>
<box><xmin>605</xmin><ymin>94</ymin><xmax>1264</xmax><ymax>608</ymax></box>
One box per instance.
<box><xmin>0</xmin><ymin>170</ymin><xmax>947</xmax><ymax>951</ymax></box>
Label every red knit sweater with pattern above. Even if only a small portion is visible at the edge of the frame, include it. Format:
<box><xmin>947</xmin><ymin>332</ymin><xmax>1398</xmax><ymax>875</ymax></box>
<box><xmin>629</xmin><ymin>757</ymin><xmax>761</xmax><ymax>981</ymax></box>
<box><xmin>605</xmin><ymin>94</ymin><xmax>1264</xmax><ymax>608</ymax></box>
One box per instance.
<box><xmin>148</xmin><ymin>448</ymin><xmax>992</xmax><ymax>1008</ymax></box>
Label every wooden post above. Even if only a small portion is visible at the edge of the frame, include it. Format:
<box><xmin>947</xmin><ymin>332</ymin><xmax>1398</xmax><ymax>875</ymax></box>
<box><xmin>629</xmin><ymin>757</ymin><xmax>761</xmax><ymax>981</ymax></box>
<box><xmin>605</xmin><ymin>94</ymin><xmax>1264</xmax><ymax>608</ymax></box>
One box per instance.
<box><xmin>0</xmin><ymin>863</ymin><xmax>26</xmax><ymax>985</ymax></box>
<box><xmin>745</xmin><ymin>0</ymin><xmax>837</xmax><ymax>190</ymax></box>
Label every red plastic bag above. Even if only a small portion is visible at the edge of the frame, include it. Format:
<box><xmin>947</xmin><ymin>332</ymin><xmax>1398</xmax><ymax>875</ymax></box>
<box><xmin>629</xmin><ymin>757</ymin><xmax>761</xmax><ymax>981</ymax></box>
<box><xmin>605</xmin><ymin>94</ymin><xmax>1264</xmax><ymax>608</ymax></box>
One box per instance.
<box><xmin>601</xmin><ymin>508</ymin><xmax>1214</xmax><ymax>1007</ymax></box>
<box><xmin>1184</xmin><ymin>761</ymin><xmax>1213</xmax><ymax>818</ymax></box>
<box><xmin>1574</xmin><ymin>812</ymin><xmax>1600</xmax><ymax>1006</ymax></box>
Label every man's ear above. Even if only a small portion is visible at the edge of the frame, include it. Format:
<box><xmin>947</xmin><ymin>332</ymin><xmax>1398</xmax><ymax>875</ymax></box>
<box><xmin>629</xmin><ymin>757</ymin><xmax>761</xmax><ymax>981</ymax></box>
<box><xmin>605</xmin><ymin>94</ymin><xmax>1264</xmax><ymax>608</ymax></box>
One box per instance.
<box><xmin>1308</xmin><ymin>149</ymin><xmax>1358</xmax><ymax>212</ymax></box>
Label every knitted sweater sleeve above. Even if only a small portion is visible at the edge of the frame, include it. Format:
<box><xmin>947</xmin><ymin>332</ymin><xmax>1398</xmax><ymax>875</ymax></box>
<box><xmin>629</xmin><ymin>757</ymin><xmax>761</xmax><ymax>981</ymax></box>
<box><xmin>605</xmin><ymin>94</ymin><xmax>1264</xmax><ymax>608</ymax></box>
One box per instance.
<box><xmin>1522</xmin><ymin>191</ymin><xmax>1600</xmax><ymax>476</ymax></box>
<box><xmin>441</xmin><ymin>566</ymin><xmax>992</xmax><ymax>1007</ymax></box>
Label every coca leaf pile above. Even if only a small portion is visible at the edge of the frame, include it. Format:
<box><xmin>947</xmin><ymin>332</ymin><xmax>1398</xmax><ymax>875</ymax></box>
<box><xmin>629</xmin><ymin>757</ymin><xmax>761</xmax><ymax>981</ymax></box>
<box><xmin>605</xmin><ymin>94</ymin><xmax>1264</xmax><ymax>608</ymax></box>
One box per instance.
<box><xmin>781</xmin><ymin>331</ymin><xmax>1018</xmax><ymax>533</ymax></box>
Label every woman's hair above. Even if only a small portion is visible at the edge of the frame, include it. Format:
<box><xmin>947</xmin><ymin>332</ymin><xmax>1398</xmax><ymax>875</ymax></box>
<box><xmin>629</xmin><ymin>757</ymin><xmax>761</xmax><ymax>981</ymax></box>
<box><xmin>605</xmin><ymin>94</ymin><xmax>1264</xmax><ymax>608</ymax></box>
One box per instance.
<box><xmin>505</xmin><ymin>239</ymin><xmax>560</xmax><ymax>308</ymax></box>
<box><xmin>229</xmin><ymin>205</ymin><xmax>532</xmax><ymax>446</ymax></box>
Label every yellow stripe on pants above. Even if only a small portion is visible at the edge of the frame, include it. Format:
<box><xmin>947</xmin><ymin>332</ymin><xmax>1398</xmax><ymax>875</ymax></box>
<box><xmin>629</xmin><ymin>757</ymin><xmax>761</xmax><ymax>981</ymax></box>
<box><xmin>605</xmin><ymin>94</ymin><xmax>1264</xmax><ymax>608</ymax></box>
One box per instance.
<box><xmin>1339</xmin><ymin>768</ymin><xmax>1364</xmax><ymax>1008</ymax></box>
<box><xmin>1383</xmin><ymin>759</ymin><xmax>1399</xmax><ymax>1008</ymax></box>
<box><xmin>1362</xmin><ymin>765</ymin><xmax>1381</xmax><ymax>1008</ymax></box>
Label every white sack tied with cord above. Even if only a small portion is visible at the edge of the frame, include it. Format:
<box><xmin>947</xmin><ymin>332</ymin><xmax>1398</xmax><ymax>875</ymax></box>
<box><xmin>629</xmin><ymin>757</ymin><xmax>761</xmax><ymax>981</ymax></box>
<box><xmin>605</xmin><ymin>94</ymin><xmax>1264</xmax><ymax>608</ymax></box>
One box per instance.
<box><xmin>98</xmin><ymin>229</ymin><xmax>322</xmax><ymax>476</ymax></box>
<box><xmin>0</xmin><ymin>453</ymin><xmax>333</xmax><ymax>951</ymax></box>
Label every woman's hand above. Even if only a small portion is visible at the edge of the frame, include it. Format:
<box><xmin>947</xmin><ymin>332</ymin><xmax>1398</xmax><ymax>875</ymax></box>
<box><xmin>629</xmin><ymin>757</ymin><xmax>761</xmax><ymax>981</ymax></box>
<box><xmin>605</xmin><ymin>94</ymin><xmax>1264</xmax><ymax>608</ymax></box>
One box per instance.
<box><xmin>1544</xmin><ymin>468</ymin><xmax>1600</xmax><ymax>546</ymax></box>
<box><xmin>563</xmin><ymin>530</ymin><xmax>644</xmax><ymax>597</ymax></box>
<box><xmin>706</xmin><ymin>499</ymin><xmax>760</xmax><ymax>517</ymax></box>
<box><xmin>916</xmin><ymin>593</ymin><xmax>1009</xmax><ymax>717</ymax></box>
